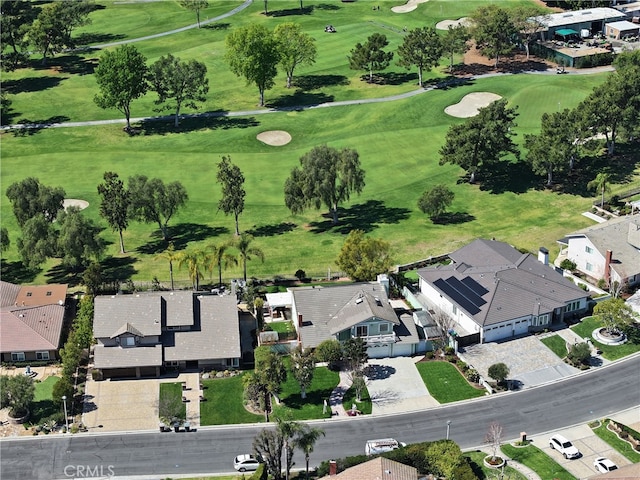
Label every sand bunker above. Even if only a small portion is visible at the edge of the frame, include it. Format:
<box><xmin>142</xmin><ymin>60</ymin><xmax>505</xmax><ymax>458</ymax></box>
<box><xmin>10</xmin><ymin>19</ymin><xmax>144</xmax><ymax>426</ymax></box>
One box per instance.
<box><xmin>257</xmin><ymin>130</ymin><xmax>292</xmax><ymax>146</ymax></box>
<box><xmin>436</xmin><ymin>17</ymin><xmax>472</xmax><ymax>30</ymax></box>
<box><xmin>391</xmin><ymin>0</ymin><xmax>429</xmax><ymax>14</ymax></box>
<box><xmin>445</xmin><ymin>92</ymin><xmax>503</xmax><ymax>118</ymax></box>
<box><xmin>63</xmin><ymin>199</ymin><xmax>89</xmax><ymax>211</ymax></box>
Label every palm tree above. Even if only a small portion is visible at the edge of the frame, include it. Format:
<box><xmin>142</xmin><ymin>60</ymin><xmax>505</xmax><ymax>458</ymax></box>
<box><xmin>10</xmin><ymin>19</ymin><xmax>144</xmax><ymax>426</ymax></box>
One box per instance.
<box><xmin>177</xmin><ymin>248</ymin><xmax>206</xmax><ymax>290</ymax></box>
<box><xmin>587</xmin><ymin>172</ymin><xmax>611</xmax><ymax>208</ymax></box>
<box><xmin>206</xmin><ymin>240</ymin><xmax>237</xmax><ymax>286</ymax></box>
<box><xmin>236</xmin><ymin>233</ymin><xmax>264</xmax><ymax>282</ymax></box>
<box><xmin>154</xmin><ymin>242</ymin><xmax>179</xmax><ymax>290</ymax></box>
<box><xmin>294</xmin><ymin>426</ymin><xmax>325</xmax><ymax>480</ymax></box>
<box><xmin>276</xmin><ymin>415</ymin><xmax>303</xmax><ymax>480</ymax></box>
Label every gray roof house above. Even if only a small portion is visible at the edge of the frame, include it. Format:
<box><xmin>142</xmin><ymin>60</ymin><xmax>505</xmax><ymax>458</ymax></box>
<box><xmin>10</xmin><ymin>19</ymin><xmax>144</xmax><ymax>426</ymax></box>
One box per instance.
<box><xmin>290</xmin><ymin>279</ymin><xmax>420</xmax><ymax>359</ymax></box>
<box><xmin>558</xmin><ymin>214</ymin><xmax>640</xmax><ymax>288</ymax></box>
<box><xmin>417</xmin><ymin>239</ymin><xmax>589</xmax><ymax>344</ymax></box>
<box><xmin>93</xmin><ymin>291</ymin><xmax>240</xmax><ymax>379</ymax></box>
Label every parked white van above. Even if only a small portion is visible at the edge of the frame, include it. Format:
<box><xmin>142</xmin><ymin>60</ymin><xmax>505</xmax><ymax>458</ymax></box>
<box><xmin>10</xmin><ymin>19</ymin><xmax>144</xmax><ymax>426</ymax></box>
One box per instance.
<box><xmin>365</xmin><ymin>438</ymin><xmax>406</xmax><ymax>456</ymax></box>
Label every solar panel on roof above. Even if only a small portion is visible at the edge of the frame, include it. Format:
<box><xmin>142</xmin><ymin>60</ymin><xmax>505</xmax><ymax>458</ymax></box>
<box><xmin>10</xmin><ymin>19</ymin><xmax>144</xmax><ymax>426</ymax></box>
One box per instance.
<box><xmin>461</xmin><ymin>276</ymin><xmax>489</xmax><ymax>296</ymax></box>
<box><xmin>447</xmin><ymin>277</ymin><xmax>486</xmax><ymax>309</ymax></box>
<box><xmin>433</xmin><ymin>278</ymin><xmax>481</xmax><ymax>315</ymax></box>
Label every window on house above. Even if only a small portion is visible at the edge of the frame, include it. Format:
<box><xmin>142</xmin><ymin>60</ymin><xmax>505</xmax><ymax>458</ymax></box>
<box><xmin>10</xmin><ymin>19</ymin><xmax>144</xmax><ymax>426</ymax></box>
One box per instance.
<box><xmin>227</xmin><ymin>358</ymin><xmax>239</xmax><ymax>367</ymax></box>
<box><xmin>379</xmin><ymin>323</ymin><xmax>389</xmax><ymax>333</ymax></box>
<box><xmin>165</xmin><ymin>361</ymin><xmax>179</xmax><ymax>367</ymax></box>
<box><xmin>36</xmin><ymin>351</ymin><xmax>50</xmax><ymax>360</ymax></box>
<box><xmin>586</xmin><ymin>262</ymin><xmax>593</xmax><ymax>272</ymax></box>
<box><xmin>452</xmin><ymin>305</ymin><xmax>457</xmax><ymax>315</ymax></box>
<box><xmin>585</xmin><ymin>246</ymin><xmax>593</xmax><ymax>254</ymax></box>
<box><xmin>356</xmin><ymin>325</ymin><xmax>368</xmax><ymax>337</ymax></box>
<box><xmin>122</xmin><ymin>336</ymin><xmax>135</xmax><ymax>346</ymax></box>
<box><xmin>26</xmin><ymin>292</ymin><xmax>32</xmax><ymax>297</ymax></box>
<box><xmin>11</xmin><ymin>352</ymin><xmax>25</xmax><ymax>361</ymax></box>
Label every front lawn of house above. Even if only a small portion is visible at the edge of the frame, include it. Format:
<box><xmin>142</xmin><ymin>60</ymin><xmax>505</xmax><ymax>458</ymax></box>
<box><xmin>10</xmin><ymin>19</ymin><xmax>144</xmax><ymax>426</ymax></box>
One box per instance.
<box><xmin>29</xmin><ymin>376</ymin><xmax>61</xmax><ymax>426</ymax></box>
<box><xmin>501</xmin><ymin>444</ymin><xmax>576</xmax><ymax>480</ymax></box>
<box><xmin>200</xmin><ymin>374</ymin><xmax>263</xmax><ymax>425</ymax></box>
<box><xmin>415</xmin><ymin>361</ymin><xmax>485</xmax><ymax>403</ymax></box>
<box><xmin>572</xmin><ymin>316</ymin><xmax>640</xmax><ymax>361</ymax></box>
<box><xmin>464</xmin><ymin>450</ymin><xmax>528</xmax><ymax>480</ymax></box>
<box><xmin>541</xmin><ymin>335</ymin><xmax>568</xmax><ymax>359</ymax></box>
<box><xmin>276</xmin><ymin>365</ymin><xmax>339</xmax><ymax>421</ymax></box>
<box><xmin>159</xmin><ymin>382</ymin><xmax>186</xmax><ymax>423</ymax></box>
<box><xmin>592</xmin><ymin>419</ymin><xmax>640</xmax><ymax>462</ymax></box>
<box><xmin>342</xmin><ymin>382</ymin><xmax>372</xmax><ymax>416</ymax></box>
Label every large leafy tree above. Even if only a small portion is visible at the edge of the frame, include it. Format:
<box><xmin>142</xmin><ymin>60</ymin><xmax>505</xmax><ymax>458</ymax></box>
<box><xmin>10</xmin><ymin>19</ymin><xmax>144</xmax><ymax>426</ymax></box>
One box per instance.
<box><xmin>396</xmin><ymin>27</ymin><xmax>443</xmax><ymax>87</ymax></box>
<box><xmin>94</xmin><ymin>44</ymin><xmax>149</xmax><ymax>132</ymax></box>
<box><xmin>348</xmin><ymin>33</ymin><xmax>394</xmax><ymax>83</ymax></box>
<box><xmin>336</xmin><ymin>229</ymin><xmax>392</xmax><ymax>282</ymax></box>
<box><xmin>290</xmin><ymin>346</ymin><xmax>315</xmax><ymax>399</ymax></box>
<box><xmin>284</xmin><ymin>145</ymin><xmax>365</xmax><ymax>225</ymax></box>
<box><xmin>509</xmin><ymin>5</ymin><xmax>548</xmax><ymax>60</ymax></box>
<box><xmin>17</xmin><ymin>215</ymin><xmax>57</xmax><ymax>270</ymax></box>
<box><xmin>97</xmin><ymin>171</ymin><xmax>130</xmax><ymax>254</ymax></box>
<box><xmin>6</xmin><ymin>177</ymin><xmax>65</xmax><ymax>227</ymax></box>
<box><xmin>525</xmin><ymin>109</ymin><xmax>580</xmax><ymax>186</ymax></box>
<box><xmin>57</xmin><ymin>206</ymin><xmax>105</xmax><ymax>271</ymax></box>
<box><xmin>149</xmin><ymin>53</ymin><xmax>209</xmax><ymax>128</ymax></box>
<box><xmin>128</xmin><ymin>175</ymin><xmax>188</xmax><ymax>241</ymax></box>
<box><xmin>0</xmin><ymin>0</ymin><xmax>36</xmax><ymax>70</ymax></box>
<box><xmin>417</xmin><ymin>184</ymin><xmax>455</xmax><ymax>221</ymax></box>
<box><xmin>442</xmin><ymin>24</ymin><xmax>471</xmax><ymax>73</ymax></box>
<box><xmin>594</xmin><ymin>298</ymin><xmax>635</xmax><ymax>335</ymax></box>
<box><xmin>235</xmin><ymin>233</ymin><xmax>264</xmax><ymax>282</ymax></box>
<box><xmin>471</xmin><ymin>5</ymin><xmax>518</xmax><ymax>67</ymax></box>
<box><xmin>179</xmin><ymin>0</ymin><xmax>208</xmax><ymax>28</ymax></box>
<box><xmin>0</xmin><ymin>227</ymin><xmax>9</xmax><ymax>254</ymax></box>
<box><xmin>3</xmin><ymin>375</ymin><xmax>34</xmax><ymax>417</ymax></box>
<box><xmin>253</xmin><ymin>428</ymin><xmax>283</xmax><ymax>479</ymax></box>
<box><xmin>342</xmin><ymin>337</ymin><xmax>368</xmax><ymax>373</ymax></box>
<box><xmin>216</xmin><ymin>156</ymin><xmax>245</xmax><ymax>235</ymax></box>
<box><xmin>587</xmin><ymin>172</ymin><xmax>611</xmax><ymax>208</ymax></box>
<box><xmin>488</xmin><ymin>362</ymin><xmax>509</xmax><ymax>385</ymax></box>
<box><xmin>274</xmin><ymin>22</ymin><xmax>317</xmax><ymax>89</ymax></box>
<box><xmin>439</xmin><ymin>99</ymin><xmax>519</xmax><ymax>183</ymax></box>
<box><xmin>225</xmin><ymin>24</ymin><xmax>280</xmax><ymax>106</ymax></box>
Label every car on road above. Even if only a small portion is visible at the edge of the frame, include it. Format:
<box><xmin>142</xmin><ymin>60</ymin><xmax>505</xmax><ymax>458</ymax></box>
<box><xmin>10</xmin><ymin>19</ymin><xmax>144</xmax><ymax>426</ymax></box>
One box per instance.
<box><xmin>233</xmin><ymin>454</ymin><xmax>261</xmax><ymax>472</ymax></box>
<box><xmin>594</xmin><ymin>457</ymin><xmax>618</xmax><ymax>473</ymax></box>
<box><xmin>365</xmin><ymin>438</ymin><xmax>406</xmax><ymax>456</ymax></box>
<box><xmin>549</xmin><ymin>434</ymin><xmax>580</xmax><ymax>459</ymax></box>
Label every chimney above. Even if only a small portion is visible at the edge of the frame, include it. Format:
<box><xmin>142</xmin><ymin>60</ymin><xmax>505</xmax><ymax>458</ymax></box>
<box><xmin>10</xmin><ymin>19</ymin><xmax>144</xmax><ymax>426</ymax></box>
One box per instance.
<box><xmin>298</xmin><ymin>313</ymin><xmax>303</xmax><ymax>328</ymax></box>
<box><xmin>538</xmin><ymin>247</ymin><xmax>549</xmax><ymax>266</ymax></box>
<box><xmin>377</xmin><ymin>273</ymin><xmax>389</xmax><ymax>295</ymax></box>
<box><xmin>604</xmin><ymin>250</ymin><xmax>612</xmax><ymax>284</ymax></box>
<box><xmin>329</xmin><ymin>460</ymin><xmax>337</xmax><ymax>476</ymax></box>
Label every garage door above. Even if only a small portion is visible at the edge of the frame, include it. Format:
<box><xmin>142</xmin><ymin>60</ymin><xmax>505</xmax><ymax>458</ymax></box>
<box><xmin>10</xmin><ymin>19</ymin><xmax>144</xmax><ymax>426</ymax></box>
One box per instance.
<box><xmin>513</xmin><ymin>319</ymin><xmax>529</xmax><ymax>336</ymax></box>
<box><xmin>483</xmin><ymin>324</ymin><xmax>511</xmax><ymax>343</ymax></box>
<box><xmin>367</xmin><ymin>344</ymin><xmax>391</xmax><ymax>358</ymax></box>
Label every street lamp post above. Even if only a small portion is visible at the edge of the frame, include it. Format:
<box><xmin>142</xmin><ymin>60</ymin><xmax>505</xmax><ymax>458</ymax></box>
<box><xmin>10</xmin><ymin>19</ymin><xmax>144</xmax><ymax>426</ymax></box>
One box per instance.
<box><xmin>62</xmin><ymin>395</ymin><xmax>69</xmax><ymax>434</ymax></box>
<box><xmin>446</xmin><ymin>420</ymin><xmax>451</xmax><ymax>440</ymax></box>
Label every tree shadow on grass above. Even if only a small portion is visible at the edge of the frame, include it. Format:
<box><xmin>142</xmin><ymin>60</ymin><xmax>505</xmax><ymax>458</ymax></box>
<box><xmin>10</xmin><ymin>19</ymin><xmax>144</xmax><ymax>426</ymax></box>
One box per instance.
<box><xmin>431</xmin><ymin>212</ymin><xmax>475</xmax><ymax>225</ymax></box>
<box><xmin>268</xmin><ymin>91</ymin><xmax>334</xmax><ymax>109</ymax></box>
<box><xmin>267</xmin><ymin>6</ymin><xmax>314</xmax><ymax>17</ymax></box>
<box><xmin>369</xmin><ymin>71</ymin><xmax>419</xmax><ymax>86</ymax></box>
<box><xmin>280</xmin><ymin>385</ymin><xmax>335</xmax><ymax>411</ymax></box>
<box><xmin>309</xmin><ymin>200</ymin><xmax>411</xmax><ymax>234</ymax></box>
<box><xmin>479</xmin><ymin>160</ymin><xmax>537</xmax><ymax>195</ymax></box>
<box><xmin>44</xmin><ymin>265</ymin><xmax>85</xmax><ymax>287</ymax></box>
<box><xmin>137</xmin><ymin>113</ymin><xmax>259</xmax><ymax>136</ymax></box>
<box><xmin>202</xmin><ymin>22</ymin><xmax>230</xmax><ymax>31</ymax></box>
<box><xmin>74</xmin><ymin>32</ymin><xmax>126</xmax><ymax>45</ymax></box>
<box><xmin>0</xmin><ymin>259</ymin><xmax>38</xmax><ymax>284</ymax></box>
<box><xmin>246</xmin><ymin>222</ymin><xmax>297</xmax><ymax>238</ymax></box>
<box><xmin>293</xmin><ymin>74</ymin><xmax>349</xmax><ymax>90</ymax></box>
<box><xmin>29</xmin><ymin>55</ymin><xmax>98</xmax><ymax>76</ymax></box>
<box><xmin>3</xmin><ymin>76</ymin><xmax>67</xmax><ymax>94</ymax></box>
<box><xmin>99</xmin><ymin>256</ymin><xmax>138</xmax><ymax>284</ymax></box>
<box><xmin>30</xmin><ymin>399</ymin><xmax>57</xmax><ymax>425</ymax></box>
<box><xmin>10</xmin><ymin>116</ymin><xmax>71</xmax><ymax>136</ymax></box>
<box><xmin>136</xmin><ymin>223</ymin><xmax>230</xmax><ymax>255</ymax></box>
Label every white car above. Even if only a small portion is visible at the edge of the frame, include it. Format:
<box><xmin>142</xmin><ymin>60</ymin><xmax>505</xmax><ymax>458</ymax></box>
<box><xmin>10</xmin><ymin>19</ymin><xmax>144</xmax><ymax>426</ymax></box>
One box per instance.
<box><xmin>365</xmin><ymin>438</ymin><xmax>406</xmax><ymax>456</ymax></box>
<box><xmin>233</xmin><ymin>454</ymin><xmax>261</xmax><ymax>472</ymax></box>
<box><xmin>549</xmin><ymin>434</ymin><xmax>580</xmax><ymax>459</ymax></box>
<box><xmin>594</xmin><ymin>457</ymin><xmax>618</xmax><ymax>473</ymax></box>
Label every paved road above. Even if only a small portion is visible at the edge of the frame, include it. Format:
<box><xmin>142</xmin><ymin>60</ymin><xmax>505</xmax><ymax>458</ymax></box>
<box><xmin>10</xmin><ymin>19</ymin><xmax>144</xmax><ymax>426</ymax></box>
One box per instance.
<box><xmin>1</xmin><ymin>353</ymin><xmax>638</xmax><ymax>480</ymax></box>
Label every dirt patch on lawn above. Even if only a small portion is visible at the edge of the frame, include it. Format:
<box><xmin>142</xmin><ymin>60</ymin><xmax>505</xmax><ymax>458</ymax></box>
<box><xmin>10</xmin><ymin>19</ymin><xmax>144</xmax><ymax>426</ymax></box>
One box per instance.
<box><xmin>256</xmin><ymin>130</ymin><xmax>292</xmax><ymax>146</ymax></box>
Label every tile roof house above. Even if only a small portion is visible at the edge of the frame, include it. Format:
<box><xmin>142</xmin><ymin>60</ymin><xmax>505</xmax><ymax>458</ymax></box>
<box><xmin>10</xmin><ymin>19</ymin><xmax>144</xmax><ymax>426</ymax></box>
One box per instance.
<box><xmin>290</xmin><ymin>277</ymin><xmax>420</xmax><ymax>358</ymax></box>
<box><xmin>558</xmin><ymin>214</ymin><xmax>640</xmax><ymax>288</ymax></box>
<box><xmin>0</xmin><ymin>281</ymin><xmax>69</xmax><ymax>363</ymax></box>
<box><xmin>93</xmin><ymin>291</ymin><xmax>241</xmax><ymax>379</ymax></box>
<box><xmin>318</xmin><ymin>457</ymin><xmax>419</xmax><ymax>480</ymax></box>
<box><xmin>416</xmin><ymin>239</ymin><xmax>589</xmax><ymax>344</ymax></box>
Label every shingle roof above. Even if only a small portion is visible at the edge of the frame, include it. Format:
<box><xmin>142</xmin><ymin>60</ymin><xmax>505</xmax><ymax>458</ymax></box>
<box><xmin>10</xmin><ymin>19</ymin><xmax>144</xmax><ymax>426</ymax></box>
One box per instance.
<box><xmin>93</xmin><ymin>343</ymin><xmax>163</xmax><ymax>369</ymax></box>
<box><xmin>328</xmin><ymin>290</ymin><xmax>399</xmax><ymax>335</ymax></box>
<box><xmin>291</xmin><ymin>282</ymin><xmax>391</xmax><ymax>348</ymax></box>
<box><xmin>94</xmin><ymin>294</ymin><xmax>162</xmax><ymax>338</ymax></box>
<box><xmin>418</xmin><ymin>239</ymin><xmax>588</xmax><ymax>327</ymax></box>
<box><xmin>0</xmin><ymin>305</ymin><xmax>65</xmax><ymax>353</ymax></box>
<box><xmin>318</xmin><ymin>457</ymin><xmax>417</xmax><ymax>480</ymax></box>
<box><xmin>565</xmin><ymin>214</ymin><xmax>640</xmax><ymax>279</ymax></box>
<box><xmin>164</xmin><ymin>295</ymin><xmax>240</xmax><ymax>361</ymax></box>
<box><xmin>163</xmin><ymin>291</ymin><xmax>195</xmax><ymax>327</ymax></box>
<box><xmin>110</xmin><ymin>322</ymin><xmax>144</xmax><ymax>339</ymax></box>
<box><xmin>1</xmin><ymin>281</ymin><xmax>21</xmax><ymax>308</ymax></box>
<box><xmin>16</xmin><ymin>284</ymin><xmax>67</xmax><ymax>307</ymax></box>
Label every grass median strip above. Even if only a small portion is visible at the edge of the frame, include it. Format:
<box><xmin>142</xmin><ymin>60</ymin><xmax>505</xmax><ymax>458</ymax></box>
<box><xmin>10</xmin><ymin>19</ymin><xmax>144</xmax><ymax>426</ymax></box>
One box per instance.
<box><xmin>592</xmin><ymin>419</ymin><xmax>640</xmax><ymax>463</ymax></box>
<box><xmin>541</xmin><ymin>334</ymin><xmax>568</xmax><ymax>359</ymax></box>
<box><xmin>572</xmin><ymin>316</ymin><xmax>640</xmax><ymax>360</ymax></box>
<box><xmin>501</xmin><ymin>444</ymin><xmax>576</xmax><ymax>480</ymax></box>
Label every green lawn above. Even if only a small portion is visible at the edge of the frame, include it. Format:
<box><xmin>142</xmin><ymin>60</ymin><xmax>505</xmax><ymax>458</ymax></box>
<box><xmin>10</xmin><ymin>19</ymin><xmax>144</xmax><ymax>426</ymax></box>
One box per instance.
<box><xmin>277</xmin><ymin>364</ymin><xmax>339</xmax><ymax>420</ymax></box>
<box><xmin>501</xmin><ymin>444</ymin><xmax>576</xmax><ymax>480</ymax></box>
<box><xmin>415</xmin><ymin>361</ymin><xmax>485</xmax><ymax>403</ymax></box>
<box><xmin>159</xmin><ymin>382</ymin><xmax>186</xmax><ymax>422</ymax></box>
<box><xmin>200</xmin><ymin>373</ymin><xmax>263</xmax><ymax>425</ymax></box>
<box><xmin>268</xmin><ymin>321</ymin><xmax>295</xmax><ymax>334</ymax></box>
<box><xmin>592</xmin><ymin>419</ymin><xmax>640</xmax><ymax>463</ymax></box>
<box><xmin>571</xmin><ymin>316</ymin><xmax>640</xmax><ymax>361</ymax></box>
<box><xmin>541</xmin><ymin>335</ymin><xmax>568</xmax><ymax>359</ymax></box>
<box><xmin>342</xmin><ymin>383</ymin><xmax>372</xmax><ymax>415</ymax></box>
<box><xmin>2</xmin><ymin>0</ymin><xmax>638</xmax><ymax>288</ymax></box>
<box><xmin>29</xmin><ymin>376</ymin><xmax>61</xmax><ymax>425</ymax></box>
<box><xmin>464</xmin><ymin>450</ymin><xmax>528</xmax><ymax>480</ymax></box>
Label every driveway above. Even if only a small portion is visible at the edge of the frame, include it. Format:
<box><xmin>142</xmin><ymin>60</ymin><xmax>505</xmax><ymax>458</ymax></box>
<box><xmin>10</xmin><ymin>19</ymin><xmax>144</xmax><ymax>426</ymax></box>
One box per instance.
<box><xmin>460</xmin><ymin>335</ymin><xmax>578</xmax><ymax>389</ymax></box>
<box><xmin>364</xmin><ymin>357</ymin><xmax>439</xmax><ymax>415</ymax></box>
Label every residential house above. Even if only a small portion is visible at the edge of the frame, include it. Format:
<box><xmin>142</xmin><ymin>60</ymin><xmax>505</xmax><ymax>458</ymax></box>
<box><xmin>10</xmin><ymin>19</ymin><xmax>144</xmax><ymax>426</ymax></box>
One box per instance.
<box><xmin>319</xmin><ymin>457</ymin><xmax>420</xmax><ymax>480</ymax></box>
<box><xmin>558</xmin><ymin>214</ymin><xmax>640</xmax><ymax>288</ymax></box>
<box><xmin>0</xmin><ymin>281</ymin><xmax>68</xmax><ymax>363</ymax></box>
<box><xmin>93</xmin><ymin>291</ymin><xmax>240</xmax><ymax>379</ymax></box>
<box><xmin>290</xmin><ymin>277</ymin><xmax>420</xmax><ymax>358</ymax></box>
<box><xmin>416</xmin><ymin>239</ymin><xmax>589</xmax><ymax>344</ymax></box>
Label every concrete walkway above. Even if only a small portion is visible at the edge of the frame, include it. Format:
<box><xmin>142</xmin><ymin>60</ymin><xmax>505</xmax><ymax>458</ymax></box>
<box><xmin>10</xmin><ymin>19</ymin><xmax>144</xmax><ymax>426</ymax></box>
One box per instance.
<box><xmin>328</xmin><ymin>371</ymin><xmax>352</xmax><ymax>417</ymax></box>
